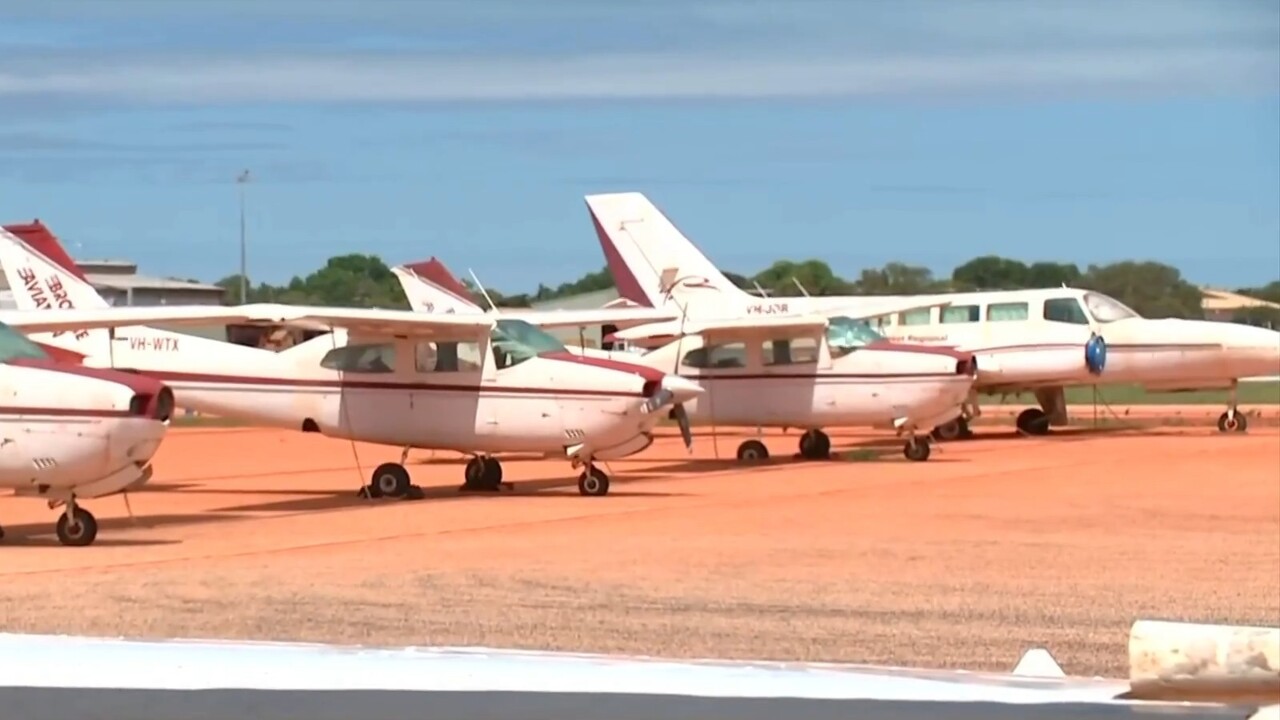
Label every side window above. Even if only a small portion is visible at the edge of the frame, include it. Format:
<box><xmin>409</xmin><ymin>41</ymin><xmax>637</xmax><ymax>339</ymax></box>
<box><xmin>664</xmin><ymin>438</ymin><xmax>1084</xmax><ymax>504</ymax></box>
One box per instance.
<box><xmin>940</xmin><ymin>305</ymin><xmax>980</xmax><ymax>324</ymax></box>
<box><xmin>681</xmin><ymin>343</ymin><xmax>748</xmax><ymax>369</ymax></box>
<box><xmin>414</xmin><ymin>340</ymin><xmax>483</xmax><ymax>372</ymax></box>
<box><xmin>1043</xmin><ymin>297</ymin><xmax>1089</xmax><ymax>325</ymax></box>
<box><xmin>868</xmin><ymin>314</ymin><xmax>893</xmax><ymax>328</ymax></box>
<box><xmin>762</xmin><ymin>337</ymin><xmax>819</xmax><ymax>366</ymax></box>
<box><xmin>898</xmin><ymin>307</ymin><xmax>933</xmax><ymax>326</ymax></box>
<box><xmin>986</xmin><ymin>302</ymin><xmax>1028</xmax><ymax>322</ymax></box>
<box><xmin>320</xmin><ymin>343</ymin><xmax>396</xmax><ymax>373</ymax></box>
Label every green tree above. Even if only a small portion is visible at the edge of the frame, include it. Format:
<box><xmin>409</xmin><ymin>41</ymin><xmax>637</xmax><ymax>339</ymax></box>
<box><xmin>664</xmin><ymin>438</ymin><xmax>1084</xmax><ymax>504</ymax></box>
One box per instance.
<box><xmin>848</xmin><ymin>262</ymin><xmax>949</xmax><ymax>295</ymax></box>
<box><xmin>1077</xmin><ymin>261</ymin><xmax>1204</xmax><ymax>319</ymax></box>
<box><xmin>751</xmin><ymin>259</ymin><xmax>849</xmax><ymax>296</ymax></box>
<box><xmin>1238</xmin><ymin>280</ymin><xmax>1280</xmax><ymax>305</ymax></box>
<box><xmin>951</xmin><ymin>255</ymin><xmax>1030</xmax><ymax>290</ymax></box>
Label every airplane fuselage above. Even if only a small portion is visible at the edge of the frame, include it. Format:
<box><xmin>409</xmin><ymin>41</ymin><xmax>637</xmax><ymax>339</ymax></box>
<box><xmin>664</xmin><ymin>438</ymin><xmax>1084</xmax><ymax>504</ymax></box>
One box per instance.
<box><xmin>68</xmin><ymin>328</ymin><xmax>675</xmax><ymax>461</ymax></box>
<box><xmin>0</xmin><ymin>361</ymin><xmax>170</xmax><ymax>500</ymax></box>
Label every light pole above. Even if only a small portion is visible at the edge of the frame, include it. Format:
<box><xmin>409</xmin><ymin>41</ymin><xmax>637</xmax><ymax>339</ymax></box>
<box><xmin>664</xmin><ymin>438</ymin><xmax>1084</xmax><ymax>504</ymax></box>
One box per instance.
<box><xmin>236</xmin><ymin>169</ymin><xmax>251</xmax><ymax>304</ymax></box>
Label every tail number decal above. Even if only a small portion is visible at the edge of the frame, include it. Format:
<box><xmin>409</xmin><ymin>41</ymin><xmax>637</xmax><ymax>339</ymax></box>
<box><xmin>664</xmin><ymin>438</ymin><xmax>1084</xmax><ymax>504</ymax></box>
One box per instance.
<box><xmin>746</xmin><ymin>302</ymin><xmax>790</xmax><ymax>315</ymax></box>
<box><xmin>16</xmin><ymin>266</ymin><xmax>89</xmax><ymax>340</ymax></box>
<box><xmin>128</xmin><ymin>336</ymin><xmax>181</xmax><ymax>352</ymax></box>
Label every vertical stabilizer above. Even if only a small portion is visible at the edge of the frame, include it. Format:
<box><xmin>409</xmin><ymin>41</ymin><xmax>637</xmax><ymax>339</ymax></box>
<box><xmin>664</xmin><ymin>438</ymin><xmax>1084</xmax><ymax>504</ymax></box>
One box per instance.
<box><xmin>392</xmin><ymin>259</ymin><xmax>485</xmax><ymax>315</ymax></box>
<box><xmin>0</xmin><ymin>222</ymin><xmax>112</xmax><ymax>358</ymax></box>
<box><xmin>584</xmin><ymin>192</ymin><xmax>751</xmax><ymax>313</ymax></box>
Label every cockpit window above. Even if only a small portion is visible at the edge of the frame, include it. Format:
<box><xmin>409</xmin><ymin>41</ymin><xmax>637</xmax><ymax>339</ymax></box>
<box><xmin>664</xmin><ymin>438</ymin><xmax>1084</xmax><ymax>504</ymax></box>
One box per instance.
<box><xmin>1043</xmin><ymin>297</ymin><xmax>1090</xmax><ymax>325</ymax></box>
<box><xmin>827</xmin><ymin>316</ymin><xmax>885</xmax><ymax>358</ymax></box>
<box><xmin>490</xmin><ymin>319</ymin><xmax>567</xmax><ymax>369</ymax></box>
<box><xmin>0</xmin><ymin>322</ymin><xmax>50</xmax><ymax>363</ymax></box>
<box><xmin>1082</xmin><ymin>292</ymin><xmax>1140</xmax><ymax>323</ymax></box>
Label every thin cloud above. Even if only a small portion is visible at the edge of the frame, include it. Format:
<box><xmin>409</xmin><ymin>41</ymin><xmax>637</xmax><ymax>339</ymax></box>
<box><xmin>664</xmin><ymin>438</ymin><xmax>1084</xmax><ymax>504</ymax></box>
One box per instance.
<box><xmin>0</xmin><ymin>46</ymin><xmax>1274</xmax><ymax>105</ymax></box>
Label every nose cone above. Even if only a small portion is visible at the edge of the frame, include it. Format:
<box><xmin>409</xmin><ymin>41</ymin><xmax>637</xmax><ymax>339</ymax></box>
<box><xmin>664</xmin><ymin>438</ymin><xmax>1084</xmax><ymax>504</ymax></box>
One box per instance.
<box><xmin>660</xmin><ymin>374</ymin><xmax>704</xmax><ymax>403</ymax></box>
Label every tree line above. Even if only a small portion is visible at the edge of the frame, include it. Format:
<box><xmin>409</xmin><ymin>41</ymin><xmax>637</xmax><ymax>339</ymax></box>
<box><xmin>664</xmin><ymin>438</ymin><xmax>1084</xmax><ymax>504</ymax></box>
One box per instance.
<box><xmin>215</xmin><ymin>254</ymin><xmax>1280</xmax><ymax>327</ymax></box>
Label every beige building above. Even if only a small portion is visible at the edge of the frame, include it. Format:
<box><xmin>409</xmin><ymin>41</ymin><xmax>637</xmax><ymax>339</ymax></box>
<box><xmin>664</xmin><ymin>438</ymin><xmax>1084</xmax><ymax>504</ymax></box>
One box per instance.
<box><xmin>1198</xmin><ymin>287</ymin><xmax>1280</xmax><ymax>323</ymax></box>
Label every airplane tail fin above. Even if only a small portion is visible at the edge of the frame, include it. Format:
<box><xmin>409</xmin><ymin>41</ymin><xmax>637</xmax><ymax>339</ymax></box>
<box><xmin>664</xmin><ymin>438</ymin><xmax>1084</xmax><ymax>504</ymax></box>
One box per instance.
<box><xmin>584</xmin><ymin>192</ymin><xmax>749</xmax><ymax>312</ymax></box>
<box><xmin>0</xmin><ymin>221</ymin><xmax>113</xmax><ymax>358</ymax></box>
<box><xmin>392</xmin><ymin>258</ymin><xmax>485</xmax><ymax>315</ymax></box>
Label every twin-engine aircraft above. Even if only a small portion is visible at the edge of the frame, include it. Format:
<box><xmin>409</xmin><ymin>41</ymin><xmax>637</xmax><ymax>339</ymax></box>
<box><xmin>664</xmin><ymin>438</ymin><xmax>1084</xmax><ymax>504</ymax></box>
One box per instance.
<box><xmin>0</xmin><ymin>224</ymin><xmax>702</xmax><ymax>501</ymax></box>
<box><xmin>584</xmin><ymin>191</ymin><xmax>1280</xmax><ymax>439</ymax></box>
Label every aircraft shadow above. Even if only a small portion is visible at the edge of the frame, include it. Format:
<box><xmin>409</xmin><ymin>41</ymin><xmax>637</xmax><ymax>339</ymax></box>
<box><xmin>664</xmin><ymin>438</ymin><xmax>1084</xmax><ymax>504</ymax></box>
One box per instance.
<box><xmin>0</xmin><ymin>514</ymin><xmax>209</xmax><ymax>547</ymax></box>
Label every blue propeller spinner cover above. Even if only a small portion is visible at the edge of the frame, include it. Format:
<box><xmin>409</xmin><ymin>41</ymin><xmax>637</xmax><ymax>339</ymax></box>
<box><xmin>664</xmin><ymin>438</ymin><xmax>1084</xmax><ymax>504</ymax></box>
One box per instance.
<box><xmin>1085</xmin><ymin>333</ymin><xmax>1107</xmax><ymax>375</ymax></box>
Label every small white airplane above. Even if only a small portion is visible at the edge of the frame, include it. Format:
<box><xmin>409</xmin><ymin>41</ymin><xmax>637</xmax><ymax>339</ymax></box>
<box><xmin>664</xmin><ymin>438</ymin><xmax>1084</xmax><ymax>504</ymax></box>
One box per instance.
<box><xmin>0</xmin><ymin>224</ymin><xmax>703</xmax><ymax>499</ymax></box>
<box><xmin>0</xmin><ymin>619</ymin><xmax>1273</xmax><ymax>717</ymax></box>
<box><xmin>394</xmin><ymin>258</ymin><xmax>978</xmax><ymax>463</ymax></box>
<box><xmin>0</xmin><ymin>313</ymin><xmax>174</xmax><ymax>546</ymax></box>
<box><xmin>584</xmin><ymin>191</ymin><xmax>1280</xmax><ymax>439</ymax></box>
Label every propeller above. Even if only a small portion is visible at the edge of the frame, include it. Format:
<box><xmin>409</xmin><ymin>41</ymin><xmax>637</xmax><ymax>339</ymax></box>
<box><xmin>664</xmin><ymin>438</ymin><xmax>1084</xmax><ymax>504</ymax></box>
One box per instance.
<box><xmin>660</xmin><ymin>281</ymin><xmax>695</xmax><ymax>454</ymax></box>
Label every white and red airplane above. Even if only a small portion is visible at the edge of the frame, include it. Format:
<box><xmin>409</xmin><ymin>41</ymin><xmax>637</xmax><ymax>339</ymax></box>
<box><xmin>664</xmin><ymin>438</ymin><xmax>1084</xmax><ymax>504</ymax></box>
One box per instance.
<box><xmin>393</xmin><ymin>258</ymin><xmax>978</xmax><ymax>463</ymax></box>
<box><xmin>0</xmin><ymin>223</ymin><xmax>703</xmax><ymax>500</ymax></box>
<box><xmin>0</xmin><ymin>301</ymin><xmax>307</xmax><ymax>546</ymax></box>
<box><xmin>584</xmin><ymin>191</ymin><xmax>1280</xmax><ymax>439</ymax></box>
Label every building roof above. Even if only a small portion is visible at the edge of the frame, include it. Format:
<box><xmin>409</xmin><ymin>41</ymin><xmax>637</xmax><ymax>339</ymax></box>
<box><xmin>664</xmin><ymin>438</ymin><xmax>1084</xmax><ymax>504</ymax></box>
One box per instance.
<box><xmin>1199</xmin><ymin>287</ymin><xmax>1280</xmax><ymax>312</ymax></box>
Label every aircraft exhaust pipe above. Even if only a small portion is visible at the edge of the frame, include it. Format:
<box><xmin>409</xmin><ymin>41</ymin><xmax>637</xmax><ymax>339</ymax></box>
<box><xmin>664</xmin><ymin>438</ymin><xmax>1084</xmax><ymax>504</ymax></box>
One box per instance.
<box><xmin>1122</xmin><ymin>619</ymin><xmax>1279</xmax><ymax>704</ymax></box>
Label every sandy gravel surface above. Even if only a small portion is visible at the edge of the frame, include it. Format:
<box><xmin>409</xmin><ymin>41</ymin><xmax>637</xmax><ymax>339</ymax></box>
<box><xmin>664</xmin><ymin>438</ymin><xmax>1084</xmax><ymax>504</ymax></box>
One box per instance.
<box><xmin>1</xmin><ymin>423</ymin><xmax>1276</xmax><ymax>678</ymax></box>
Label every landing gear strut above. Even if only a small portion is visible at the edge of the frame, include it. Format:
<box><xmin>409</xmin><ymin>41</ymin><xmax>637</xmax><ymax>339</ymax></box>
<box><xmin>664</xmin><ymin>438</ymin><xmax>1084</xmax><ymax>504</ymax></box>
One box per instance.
<box><xmin>798</xmin><ymin>429</ymin><xmax>832</xmax><ymax>460</ymax></box>
<box><xmin>577</xmin><ymin>464</ymin><xmax>610</xmax><ymax>496</ymax></box>
<box><xmin>1218</xmin><ymin>383</ymin><xmax>1249</xmax><ymax>433</ymax></box>
<box><xmin>462</xmin><ymin>455</ymin><xmax>510</xmax><ymax>492</ymax></box>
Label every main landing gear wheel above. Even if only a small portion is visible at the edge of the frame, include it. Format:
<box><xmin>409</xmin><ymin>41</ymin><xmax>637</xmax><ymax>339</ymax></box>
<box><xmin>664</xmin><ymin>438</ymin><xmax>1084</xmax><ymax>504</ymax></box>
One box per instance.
<box><xmin>737</xmin><ymin>439</ymin><xmax>769</xmax><ymax>463</ymax></box>
<box><xmin>359</xmin><ymin>463</ymin><xmax>423</xmax><ymax>500</ymax></box>
<box><xmin>903</xmin><ymin>437</ymin><xmax>931</xmax><ymax>462</ymax></box>
<box><xmin>1015</xmin><ymin>408</ymin><xmax>1051</xmax><ymax>436</ymax></box>
<box><xmin>578</xmin><ymin>466</ymin><xmax>610</xmax><ymax>497</ymax></box>
<box><xmin>1217</xmin><ymin>411</ymin><xmax>1248</xmax><ymax>433</ymax></box>
<box><xmin>463</xmin><ymin>456</ymin><xmax>507</xmax><ymax>492</ymax></box>
<box><xmin>56</xmin><ymin>505</ymin><xmax>98</xmax><ymax>547</ymax></box>
<box><xmin>798</xmin><ymin>429</ymin><xmax>832</xmax><ymax>460</ymax></box>
<box><xmin>931</xmin><ymin>417</ymin><xmax>972</xmax><ymax>442</ymax></box>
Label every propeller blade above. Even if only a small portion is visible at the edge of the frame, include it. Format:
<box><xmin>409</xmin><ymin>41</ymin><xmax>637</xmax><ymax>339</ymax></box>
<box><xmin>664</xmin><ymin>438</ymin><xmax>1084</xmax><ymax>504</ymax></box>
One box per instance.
<box><xmin>673</xmin><ymin>403</ymin><xmax>693</xmax><ymax>452</ymax></box>
<box><xmin>642</xmin><ymin>388</ymin><xmax>675</xmax><ymax>414</ymax></box>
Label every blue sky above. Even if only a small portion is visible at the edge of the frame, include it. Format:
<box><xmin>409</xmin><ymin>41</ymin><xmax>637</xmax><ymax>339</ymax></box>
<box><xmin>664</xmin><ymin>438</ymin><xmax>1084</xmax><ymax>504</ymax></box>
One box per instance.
<box><xmin>0</xmin><ymin>0</ymin><xmax>1277</xmax><ymax>293</ymax></box>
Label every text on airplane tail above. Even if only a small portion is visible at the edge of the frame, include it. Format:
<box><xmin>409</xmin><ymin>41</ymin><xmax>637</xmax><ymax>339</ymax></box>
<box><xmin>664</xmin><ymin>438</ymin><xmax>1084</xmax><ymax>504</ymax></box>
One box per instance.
<box><xmin>747</xmin><ymin>302</ymin><xmax>790</xmax><ymax>315</ymax></box>
<box><xmin>15</xmin><ymin>265</ymin><xmax>89</xmax><ymax>340</ymax></box>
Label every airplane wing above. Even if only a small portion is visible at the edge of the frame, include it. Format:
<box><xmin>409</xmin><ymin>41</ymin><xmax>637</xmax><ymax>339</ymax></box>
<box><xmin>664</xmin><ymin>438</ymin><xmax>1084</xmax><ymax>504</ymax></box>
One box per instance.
<box><xmin>1</xmin><ymin>303</ymin><xmax>496</xmax><ymax>340</ymax></box>
<box><xmin>493</xmin><ymin>306</ymin><xmax>682</xmax><ymax>330</ymax></box>
<box><xmin>614</xmin><ymin>314</ymin><xmax>830</xmax><ymax>343</ymax></box>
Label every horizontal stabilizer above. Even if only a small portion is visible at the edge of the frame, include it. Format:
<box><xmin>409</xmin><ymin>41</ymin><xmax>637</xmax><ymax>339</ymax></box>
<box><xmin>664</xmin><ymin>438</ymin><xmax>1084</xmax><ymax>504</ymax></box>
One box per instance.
<box><xmin>1013</xmin><ymin>648</ymin><xmax>1065</xmax><ymax>678</ymax></box>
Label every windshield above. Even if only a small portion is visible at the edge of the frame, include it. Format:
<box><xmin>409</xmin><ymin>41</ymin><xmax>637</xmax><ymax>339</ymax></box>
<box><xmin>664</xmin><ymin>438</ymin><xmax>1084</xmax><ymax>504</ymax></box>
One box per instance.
<box><xmin>491</xmin><ymin>318</ymin><xmax>568</xmax><ymax>368</ymax></box>
<box><xmin>0</xmin><ymin>322</ymin><xmax>50</xmax><ymax>363</ymax></box>
<box><xmin>1082</xmin><ymin>292</ymin><xmax>1141</xmax><ymax>323</ymax></box>
<box><xmin>827</xmin><ymin>316</ymin><xmax>885</xmax><ymax>357</ymax></box>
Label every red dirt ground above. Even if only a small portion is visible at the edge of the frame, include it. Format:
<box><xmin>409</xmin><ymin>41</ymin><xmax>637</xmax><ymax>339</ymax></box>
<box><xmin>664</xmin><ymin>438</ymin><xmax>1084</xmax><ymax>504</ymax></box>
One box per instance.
<box><xmin>0</xmin><ymin>422</ymin><xmax>1276</xmax><ymax>678</ymax></box>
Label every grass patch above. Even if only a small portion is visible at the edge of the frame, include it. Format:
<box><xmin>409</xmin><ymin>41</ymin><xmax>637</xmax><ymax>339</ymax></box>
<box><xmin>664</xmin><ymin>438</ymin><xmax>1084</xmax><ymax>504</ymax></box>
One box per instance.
<box><xmin>981</xmin><ymin>381</ymin><xmax>1279</xmax><ymax>406</ymax></box>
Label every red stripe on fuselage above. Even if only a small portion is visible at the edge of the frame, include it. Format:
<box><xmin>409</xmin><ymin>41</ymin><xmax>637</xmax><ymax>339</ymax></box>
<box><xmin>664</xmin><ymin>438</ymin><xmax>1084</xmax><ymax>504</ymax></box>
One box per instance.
<box><xmin>103</xmin><ymin>368</ymin><xmax>647</xmax><ymax>398</ymax></box>
<box><xmin>0</xmin><ymin>405</ymin><xmax>138</xmax><ymax>418</ymax></box>
<box><xmin>9</xmin><ymin>357</ymin><xmax>169</xmax><ymax>398</ymax></box>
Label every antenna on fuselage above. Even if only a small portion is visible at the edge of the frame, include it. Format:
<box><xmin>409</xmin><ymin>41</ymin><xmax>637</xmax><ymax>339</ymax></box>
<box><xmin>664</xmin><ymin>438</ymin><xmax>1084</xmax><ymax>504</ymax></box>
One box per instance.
<box><xmin>791</xmin><ymin>277</ymin><xmax>812</xmax><ymax>298</ymax></box>
<box><xmin>467</xmin><ymin>268</ymin><xmax>499</xmax><ymax>312</ymax></box>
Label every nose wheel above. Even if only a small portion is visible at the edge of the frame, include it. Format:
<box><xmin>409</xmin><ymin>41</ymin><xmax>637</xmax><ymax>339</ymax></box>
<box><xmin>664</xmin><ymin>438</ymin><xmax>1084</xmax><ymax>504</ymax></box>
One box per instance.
<box><xmin>1217</xmin><ymin>410</ymin><xmax>1248</xmax><ymax>433</ymax></box>
<box><xmin>737</xmin><ymin>439</ymin><xmax>769</xmax><ymax>463</ymax></box>
<box><xmin>55</xmin><ymin>501</ymin><xmax>98</xmax><ymax>547</ymax></box>
<box><xmin>578</xmin><ymin>465</ymin><xmax>610</xmax><ymax>496</ymax></box>
<box><xmin>931</xmin><ymin>417</ymin><xmax>973</xmax><ymax>441</ymax></box>
<box><xmin>903</xmin><ymin>436</ymin><xmax>932</xmax><ymax>462</ymax></box>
